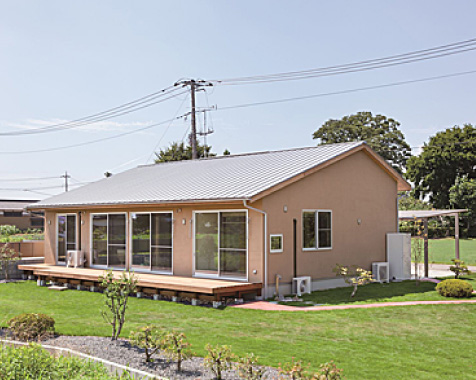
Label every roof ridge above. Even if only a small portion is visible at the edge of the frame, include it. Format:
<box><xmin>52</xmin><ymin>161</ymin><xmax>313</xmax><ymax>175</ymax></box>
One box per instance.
<box><xmin>138</xmin><ymin>141</ymin><xmax>365</xmax><ymax>169</ymax></box>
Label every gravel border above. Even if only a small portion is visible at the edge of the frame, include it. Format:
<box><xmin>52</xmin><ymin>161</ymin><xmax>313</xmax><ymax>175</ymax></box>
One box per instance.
<box><xmin>0</xmin><ymin>331</ymin><xmax>278</xmax><ymax>380</ymax></box>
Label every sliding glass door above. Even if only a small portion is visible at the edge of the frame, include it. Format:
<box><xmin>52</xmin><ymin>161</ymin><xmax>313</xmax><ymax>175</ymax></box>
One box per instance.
<box><xmin>57</xmin><ymin>214</ymin><xmax>77</xmax><ymax>264</ymax></box>
<box><xmin>131</xmin><ymin>212</ymin><xmax>173</xmax><ymax>273</ymax></box>
<box><xmin>194</xmin><ymin>211</ymin><xmax>247</xmax><ymax>279</ymax></box>
<box><xmin>91</xmin><ymin>213</ymin><xmax>126</xmax><ymax>268</ymax></box>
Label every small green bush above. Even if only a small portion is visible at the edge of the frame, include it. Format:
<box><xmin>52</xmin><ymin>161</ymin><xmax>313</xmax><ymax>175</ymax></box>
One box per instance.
<box><xmin>129</xmin><ymin>325</ymin><xmax>163</xmax><ymax>363</ymax></box>
<box><xmin>0</xmin><ymin>343</ymin><xmax>134</xmax><ymax>379</ymax></box>
<box><xmin>8</xmin><ymin>313</ymin><xmax>55</xmax><ymax>341</ymax></box>
<box><xmin>203</xmin><ymin>344</ymin><xmax>234</xmax><ymax>380</ymax></box>
<box><xmin>436</xmin><ymin>279</ymin><xmax>474</xmax><ymax>298</ymax></box>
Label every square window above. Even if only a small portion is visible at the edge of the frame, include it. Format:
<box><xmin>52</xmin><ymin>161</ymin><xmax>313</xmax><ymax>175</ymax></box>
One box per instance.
<box><xmin>270</xmin><ymin>234</ymin><xmax>283</xmax><ymax>253</ymax></box>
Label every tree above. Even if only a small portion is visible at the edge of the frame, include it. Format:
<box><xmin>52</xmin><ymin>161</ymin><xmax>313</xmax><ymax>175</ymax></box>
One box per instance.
<box><xmin>449</xmin><ymin>176</ymin><xmax>476</xmax><ymax>236</ymax></box>
<box><xmin>313</xmin><ymin>111</ymin><xmax>411</xmax><ymax>173</ymax></box>
<box><xmin>333</xmin><ymin>264</ymin><xmax>375</xmax><ymax>298</ymax></box>
<box><xmin>99</xmin><ymin>270</ymin><xmax>138</xmax><ymax>340</ymax></box>
<box><xmin>398</xmin><ymin>193</ymin><xmax>433</xmax><ymax>211</ymax></box>
<box><xmin>154</xmin><ymin>141</ymin><xmax>215</xmax><ymax>163</ymax></box>
<box><xmin>406</xmin><ymin>124</ymin><xmax>476</xmax><ymax>209</ymax></box>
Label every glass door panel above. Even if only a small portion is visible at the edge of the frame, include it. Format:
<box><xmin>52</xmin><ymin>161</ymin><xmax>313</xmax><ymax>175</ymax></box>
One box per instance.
<box><xmin>92</xmin><ymin>215</ymin><xmax>107</xmax><ymax>266</ymax></box>
<box><xmin>57</xmin><ymin>215</ymin><xmax>66</xmax><ymax>263</ymax></box>
<box><xmin>151</xmin><ymin>213</ymin><xmax>173</xmax><ymax>271</ymax></box>
<box><xmin>195</xmin><ymin>213</ymin><xmax>218</xmax><ymax>275</ymax></box>
<box><xmin>132</xmin><ymin>214</ymin><xmax>150</xmax><ymax>268</ymax></box>
<box><xmin>108</xmin><ymin>214</ymin><xmax>126</xmax><ymax>268</ymax></box>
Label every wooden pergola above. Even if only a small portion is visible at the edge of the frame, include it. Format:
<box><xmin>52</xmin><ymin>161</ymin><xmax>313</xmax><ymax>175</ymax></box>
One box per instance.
<box><xmin>398</xmin><ymin>209</ymin><xmax>468</xmax><ymax>277</ymax></box>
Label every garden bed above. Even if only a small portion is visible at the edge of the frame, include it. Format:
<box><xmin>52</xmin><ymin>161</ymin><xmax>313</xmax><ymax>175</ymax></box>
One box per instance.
<box><xmin>0</xmin><ymin>331</ymin><xmax>277</xmax><ymax>380</ymax></box>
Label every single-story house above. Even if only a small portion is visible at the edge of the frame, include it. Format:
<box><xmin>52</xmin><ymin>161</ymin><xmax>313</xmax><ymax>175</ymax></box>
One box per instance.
<box><xmin>26</xmin><ymin>142</ymin><xmax>410</xmax><ymax>299</ymax></box>
<box><xmin>0</xmin><ymin>199</ymin><xmax>44</xmax><ymax>230</ymax></box>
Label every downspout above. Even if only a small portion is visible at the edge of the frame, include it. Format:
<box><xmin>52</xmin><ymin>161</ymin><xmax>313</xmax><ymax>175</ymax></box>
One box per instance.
<box><xmin>243</xmin><ymin>200</ymin><xmax>268</xmax><ymax>299</ymax></box>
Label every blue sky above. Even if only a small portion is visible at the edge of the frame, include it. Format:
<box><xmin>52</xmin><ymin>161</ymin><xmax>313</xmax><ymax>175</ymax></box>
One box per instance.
<box><xmin>1</xmin><ymin>1</ymin><xmax>475</xmax><ymax>199</ymax></box>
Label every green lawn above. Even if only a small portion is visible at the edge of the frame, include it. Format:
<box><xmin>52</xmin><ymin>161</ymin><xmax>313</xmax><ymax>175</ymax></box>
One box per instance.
<box><xmin>414</xmin><ymin>238</ymin><xmax>476</xmax><ymax>265</ymax></box>
<box><xmin>280</xmin><ymin>274</ymin><xmax>475</xmax><ymax>306</ymax></box>
<box><xmin>1</xmin><ymin>282</ymin><xmax>476</xmax><ymax>379</ymax></box>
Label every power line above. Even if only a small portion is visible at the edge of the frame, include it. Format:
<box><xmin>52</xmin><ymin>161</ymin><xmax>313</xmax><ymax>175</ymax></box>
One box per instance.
<box><xmin>0</xmin><ymin>176</ymin><xmax>61</xmax><ymax>182</ymax></box>
<box><xmin>146</xmin><ymin>93</ymin><xmax>190</xmax><ymax>164</ymax></box>
<box><xmin>212</xmin><ymin>37</ymin><xmax>476</xmax><ymax>85</ymax></box>
<box><xmin>214</xmin><ymin>69</ymin><xmax>476</xmax><ymax>111</ymax></box>
<box><xmin>0</xmin><ymin>87</ymin><xmax>186</xmax><ymax>136</ymax></box>
<box><xmin>0</xmin><ymin>115</ymin><xmax>185</xmax><ymax>155</ymax></box>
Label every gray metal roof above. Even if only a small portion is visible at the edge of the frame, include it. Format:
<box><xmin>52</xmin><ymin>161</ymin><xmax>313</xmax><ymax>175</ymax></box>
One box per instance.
<box><xmin>399</xmin><ymin>209</ymin><xmax>468</xmax><ymax>220</ymax></box>
<box><xmin>0</xmin><ymin>199</ymin><xmax>38</xmax><ymax>211</ymax></box>
<box><xmin>30</xmin><ymin>142</ymin><xmax>366</xmax><ymax>209</ymax></box>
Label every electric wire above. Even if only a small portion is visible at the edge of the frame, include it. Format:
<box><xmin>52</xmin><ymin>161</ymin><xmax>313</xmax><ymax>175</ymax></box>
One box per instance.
<box><xmin>214</xmin><ymin>69</ymin><xmax>476</xmax><ymax>111</ymax></box>
<box><xmin>212</xmin><ymin>37</ymin><xmax>476</xmax><ymax>85</ymax></box>
<box><xmin>0</xmin><ymin>115</ymin><xmax>185</xmax><ymax>155</ymax></box>
<box><xmin>0</xmin><ymin>87</ymin><xmax>185</xmax><ymax>136</ymax></box>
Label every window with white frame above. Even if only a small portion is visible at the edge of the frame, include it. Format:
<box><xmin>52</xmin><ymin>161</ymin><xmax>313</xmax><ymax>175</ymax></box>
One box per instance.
<box><xmin>131</xmin><ymin>212</ymin><xmax>173</xmax><ymax>272</ymax></box>
<box><xmin>270</xmin><ymin>234</ymin><xmax>283</xmax><ymax>253</ymax></box>
<box><xmin>302</xmin><ymin>210</ymin><xmax>332</xmax><ymax>250</ymax></box>
<box><xmin>91</xmin><ymin>213</ymin><xmax>126</xmax><ymax>268</ymax></box>
<box><xmin>57</xmin><ymin>214</ymin><xmax>77</xmax><ymax>264</ymax></box>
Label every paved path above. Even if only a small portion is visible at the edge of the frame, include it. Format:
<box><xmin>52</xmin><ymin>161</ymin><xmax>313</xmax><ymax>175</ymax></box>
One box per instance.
<box><xmin>412</xmin><ymin>263</ymin><xmax>476</xmax><ymax>278</ymax></box>
<box><xmin>232</xmin><ymin>277</ymin><xmax>476</xmax><ymax>312</ymax></box>
<box><xmin>232</xmin><ymin>299</ymin><xmax>476</xmax><ymax>311</ymax></box>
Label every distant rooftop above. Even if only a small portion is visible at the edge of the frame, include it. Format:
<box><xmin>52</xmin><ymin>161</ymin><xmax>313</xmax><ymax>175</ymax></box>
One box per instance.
<box><xmin>30</xmin><ymin>142</ymin><xmax>408</xmax><ymax>209</ymax></box>
<box><xmin>0</xmin><ymin>199</ymin><xmax>39</xmax><ymax>211</ymax></box>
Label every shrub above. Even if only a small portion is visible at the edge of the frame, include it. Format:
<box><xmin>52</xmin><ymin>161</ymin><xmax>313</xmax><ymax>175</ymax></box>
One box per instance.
<box><xmin>99</xmin><ymin>270</ymin><xmax>138</xmax><ymax>340</ymax></box>
<box><xmin>436</xmin><ymin>279</ymin><xmax>474</xmax><ymax>298</ymax></box>
<box><xmin>203</xmin><ymin>344</ymin><xmax>234</xmax><ymax>380</ymax></box>
<box><xmin>163</xmin><ymin>330</ymin><xmax>192</xmax><ymax>372</ymax></box>
<box><xmin>278</xmin><ymin>358</ymin><xmax>310</xmax><ymax>380</ymax></box>
<box><xmin>333</xmin><ymin>264</ymin><xmax>374</xmax><ymax>298</ymax></box>
<box><xmin>449</xmin><ymin>259</ymin><xmax>472</xmax><ymax>279</ymax></box>
<box><xmin>129</xmin><ymin>325</ymin><xmax>163</xmax><ymax>363</ymax></box>
<box><xmin>313</xmin><ymin>361</ymin><xmax>344</xmax><ymax>380</ymax></box>
<box><xmin>0</xmin><ymin>343</ymin><xmax>134</xmax><ymax>379</ymax></box>
<box><xmin>0</xmin><ymin>225</ymin><xmax>20</xmax><ymax>237</ymax></box>
<box><xmin>236</xmin><ymin>353</ymin><xmax>266</xmax><ymax>380</ymax></box>
<box><xmin>7</xmin><ymin>313</ymin><xmax>55</xmax><ymax>341</ymax></box>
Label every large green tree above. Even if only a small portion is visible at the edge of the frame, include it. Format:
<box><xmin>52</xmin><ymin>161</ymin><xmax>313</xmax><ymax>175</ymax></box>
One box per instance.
<box><xmin>313</xmin><ymin>111</ymin><xmax>411</xmax><ymax>173</ymax></box>
<box><xmin>449</xmin><ymin>176</ymin><xmax>476</xmax><ymax>237</ymax></box>
<box><xmin>154</xmin><ymin>142</ymin><xmax>216</xmax><ymax>163</ymax></box>
<box><xmin>406</xmin><ymin>124</ymin><xmax>476</xmax><ymax>209</ymax></box>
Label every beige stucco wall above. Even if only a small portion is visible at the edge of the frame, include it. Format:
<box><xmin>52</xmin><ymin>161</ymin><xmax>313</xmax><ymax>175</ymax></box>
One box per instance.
<box><xmin>260</xmin><ymin>150</ymin><xmax>398</xmax><ymax>287</ymax></box>
<box><xmin>42</xmin><ymin>202</ymin><xmax>264</xmax><ymax>284</ymax></box>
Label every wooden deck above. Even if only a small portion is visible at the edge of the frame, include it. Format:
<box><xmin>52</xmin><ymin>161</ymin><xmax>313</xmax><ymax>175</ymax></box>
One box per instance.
<box><xmin>18</xmin><ymin>264</ymin><xmax>261</xmax><ymax>301</ymax></box>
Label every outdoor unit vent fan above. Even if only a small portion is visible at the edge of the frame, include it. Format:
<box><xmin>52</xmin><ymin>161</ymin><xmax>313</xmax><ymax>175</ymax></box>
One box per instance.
<box><xmin>293</xmin><ymin>276</ymin><xmax>312</xmax><ymax>296</ymax></box>
<box><xmin>372</xmin><ymin>262</ymin><xmax>390</xmax><ymax>283</ymax></box>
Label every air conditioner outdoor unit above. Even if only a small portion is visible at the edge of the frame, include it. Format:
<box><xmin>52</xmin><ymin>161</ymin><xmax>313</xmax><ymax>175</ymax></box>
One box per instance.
<box><xmin>372</xmin><ymin>262</ymin><xmax>389</xmax><ymax>283</ymax></box>
<box><xmin>292</xmin><ymin>276</ymin><xmax>312</xmax><ymax>296</ymax></box>
<box><xmin>66</xmin><ymin>250</ymin><xmax>86</xmax><ymax>268</ymax></box>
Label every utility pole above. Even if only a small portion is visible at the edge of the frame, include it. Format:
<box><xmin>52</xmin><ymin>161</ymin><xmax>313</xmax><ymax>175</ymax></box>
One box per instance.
<box><xmin>174</xmin><ymin>79</ymin><xmax>213</xmax><ymax>159</ymax></box>
<box><xmin>190</xmin><ymin>80</ymin><xmax>197</xmax><ymax>160</ymax></box>
<box><xmin>61</xmin><ymin>171</ymin><xmax>70</xmax><ymax>192</ymax></box>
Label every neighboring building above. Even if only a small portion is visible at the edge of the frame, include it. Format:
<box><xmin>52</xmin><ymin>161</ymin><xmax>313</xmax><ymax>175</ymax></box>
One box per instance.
<box><xmin>0</xmin><ymin>199</ymin><xmax>44</xmax><ymax>230</ymax></box>
<box><xmin>28</xmin><ymin>142</ymin><xmax>410</xmax><ymax>297</ymax></box>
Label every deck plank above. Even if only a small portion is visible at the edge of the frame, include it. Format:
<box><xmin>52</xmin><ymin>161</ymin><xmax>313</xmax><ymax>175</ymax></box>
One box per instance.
<box><xmin>18</xmin><ymin>264</ymin><xmax>261</xmax><ymax>295</ymax></box>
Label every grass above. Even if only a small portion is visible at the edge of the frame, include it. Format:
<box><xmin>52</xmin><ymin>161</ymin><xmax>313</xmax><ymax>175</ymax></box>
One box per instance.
<box><xmin>279</xmin><ymin>274</ymin><xmax>476</xmax><ymax>307</ymax></box>
<box><xmin>1</xmin><ymin>282</ymin><xmax>476</xmax><ymax>379</ymax></box>
<box><xmin>413</xmin><ymin>238</ymin><xmax>476</xmax><ymax>265</ymax></box>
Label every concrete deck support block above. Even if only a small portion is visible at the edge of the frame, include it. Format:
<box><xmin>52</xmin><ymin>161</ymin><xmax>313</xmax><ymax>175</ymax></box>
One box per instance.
<box><xmin>235</xmin><ymin>298</ymin><xmax>244</xmax><ymax>304</ymax></box>
<box><xmin>136</xmin><ymin>292</ymin><xmax>142</xmax><ymax>298</ymax></box>
<box><xmin>191</xmin><ymin>299</ymin><xmax>200</xmax><ymax>306</ymax></box>
<box><xmin>172</xmin><ymin>296</ymin><xmax>179</xmax><ymax>302</ymax></box>
<box><xmin>28</xmin><ymin>275</ymin><xmax>36</xmax><ymax>280</ymax></box>
<box><xmin>213</xmin><ymin>301</ymin><xmax>222</xmax><ymax>309</ymax></box>
<box><xmin>76</xmin><ymin>284</ymin><xmax>82</xmax><ymax>291</ymax></box>
<box><xmin>90</xmin><ymin>286</ymin><xmax>96</xmax><ymax>292</ymax></box>
<box><xmin>152</xmin><ymin>294</ymin><xmax>160</xmax><ymax>301</ymax></box>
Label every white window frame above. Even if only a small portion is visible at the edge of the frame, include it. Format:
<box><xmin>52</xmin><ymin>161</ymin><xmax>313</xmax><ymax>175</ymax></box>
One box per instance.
<box><xmin>269</xmin><ymin>234</ymin><xmax>283</xmax><ymax>253</ymax></box>
<box><xmin>193</xmin><ymin>209</ymin><xmax>249</xmax><ymax>282</ymax></box>
<box><xmin>56</xmin><ymin>213</ymin><xmax>77</xmax><ymax>265</ymax></box>
<box><xmin>90</xmin><ymin>212</ymin><xmax>128</xmax><ymax>270</ymax></box>
<box><xmin>129</xmin><ymin>211</ymin><xmax>173</xmax><ymax>275</ymax></box>
<box><xmin>302</xmin><ymin>209</ymin><xmax>332</xmax><ymax>251</ymax></box>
